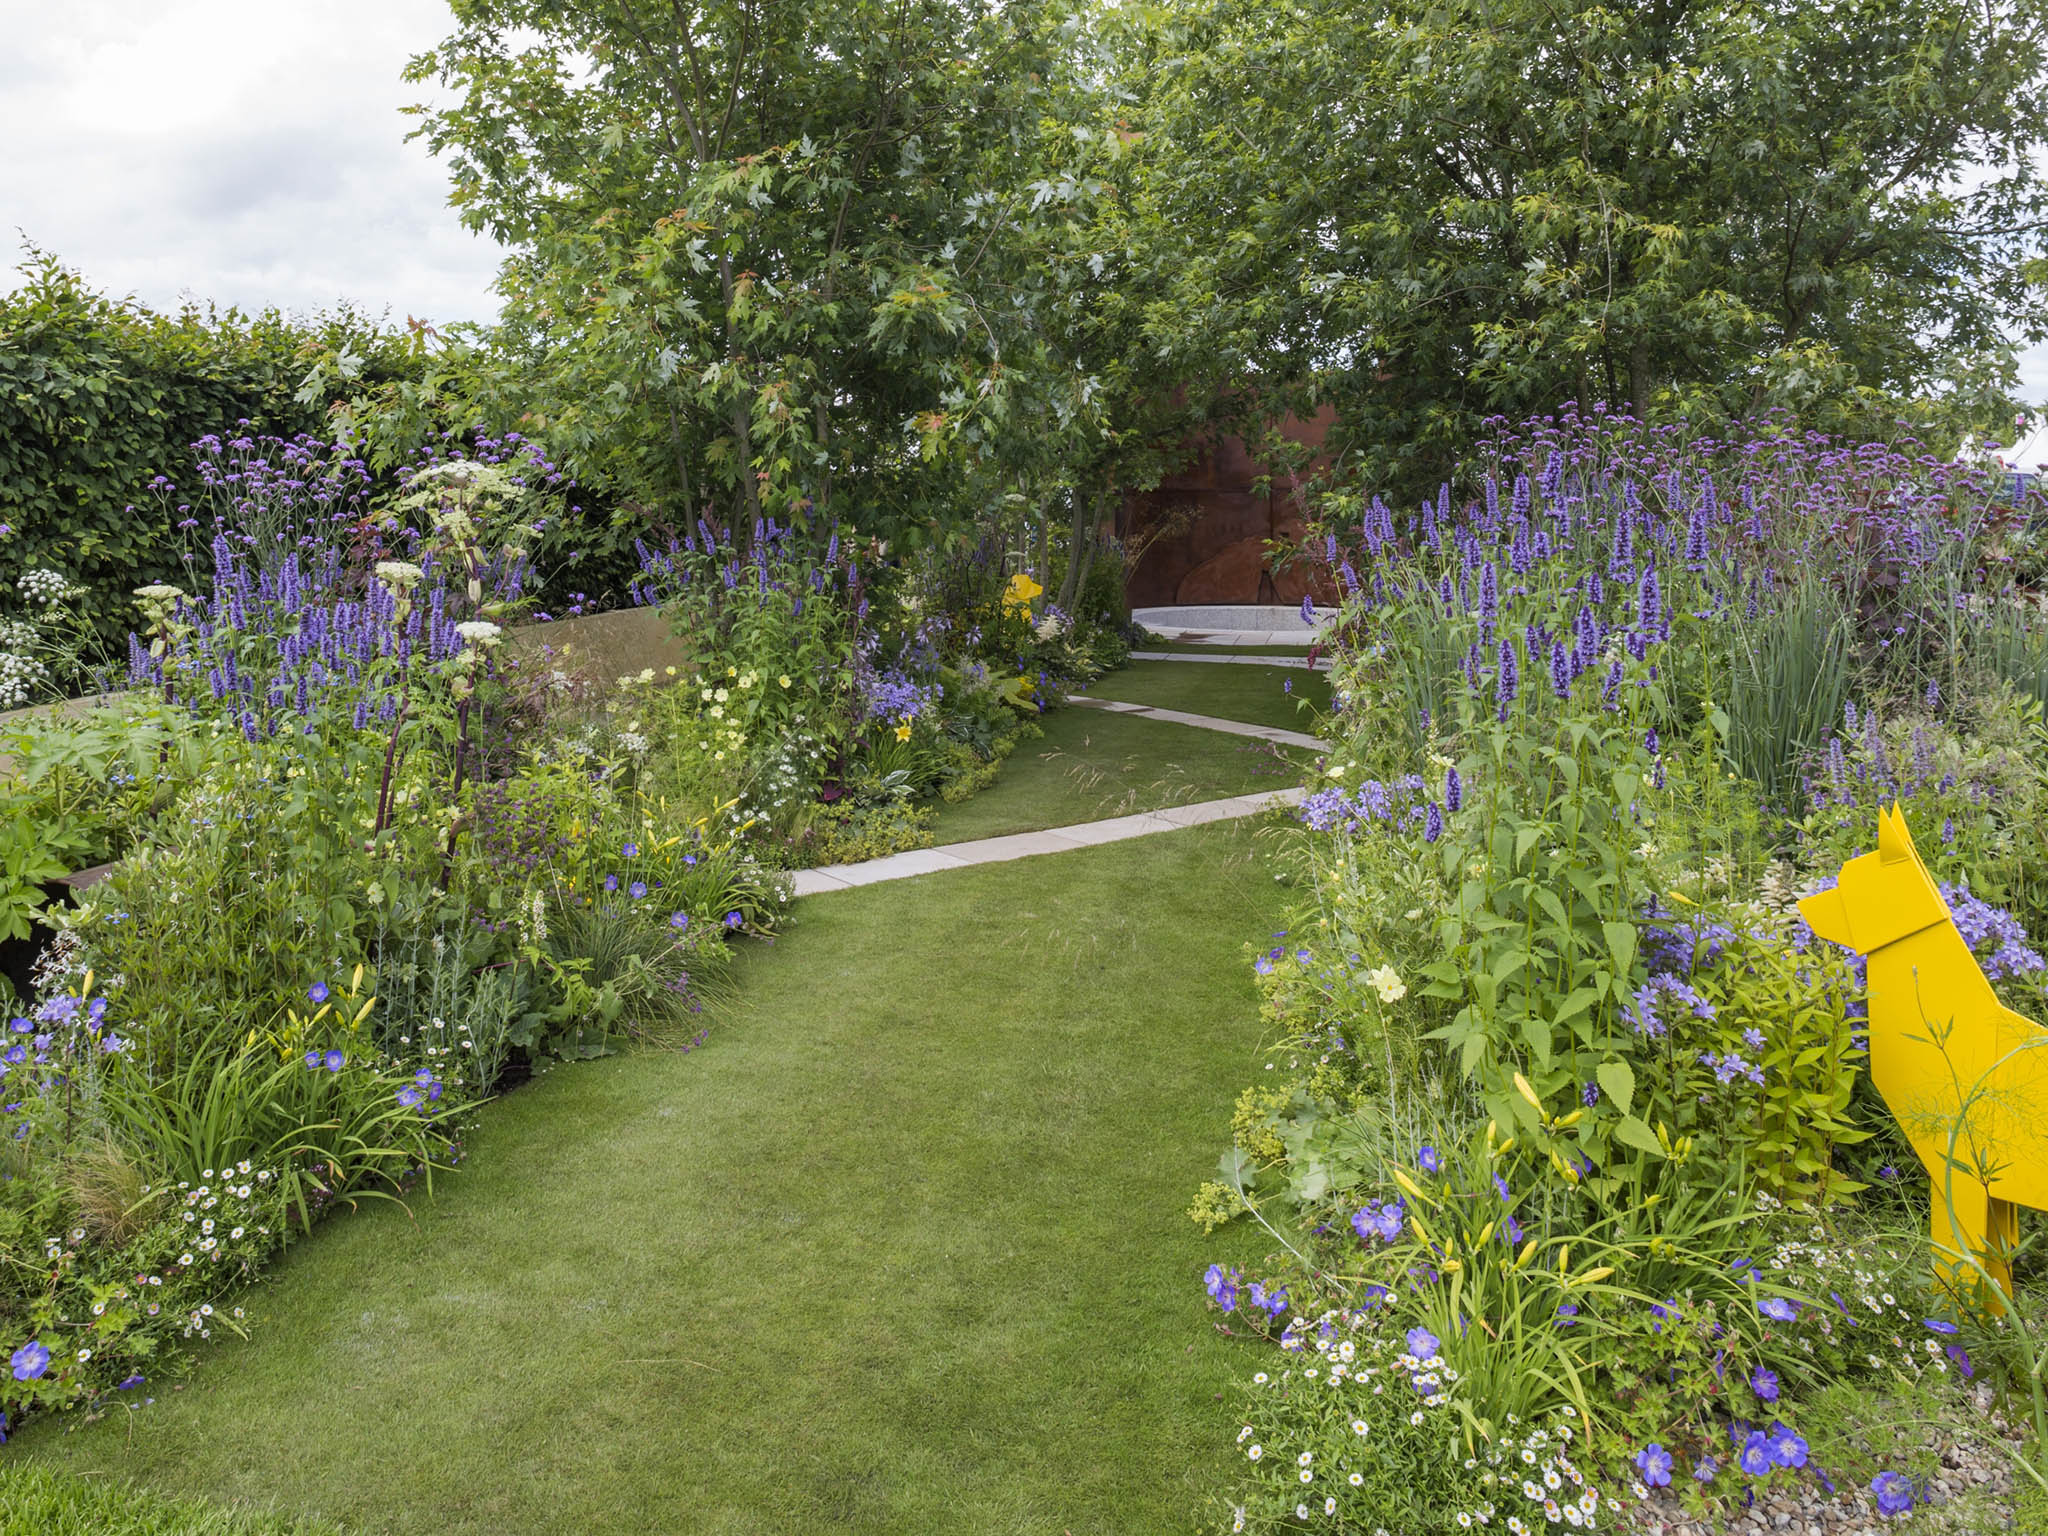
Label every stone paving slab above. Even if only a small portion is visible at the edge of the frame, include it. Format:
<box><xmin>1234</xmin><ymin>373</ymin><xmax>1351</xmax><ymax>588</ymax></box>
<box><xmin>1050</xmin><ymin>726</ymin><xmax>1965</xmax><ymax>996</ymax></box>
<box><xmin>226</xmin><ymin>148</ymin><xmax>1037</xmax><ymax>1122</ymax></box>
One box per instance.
<box><xmin>1129</xmin><ymin>650</ymin><xmax>1333</xmax><ymax>672</ymax></box>
<box><xmin>789</xmin><ymin>787</ymin><xmax>1305</xmax><ymax>896</ymax></box>
<box><xmin>1067</xmin><ymin>695</ymin><xmax>1325</xmax><ymax>752</ymax></box>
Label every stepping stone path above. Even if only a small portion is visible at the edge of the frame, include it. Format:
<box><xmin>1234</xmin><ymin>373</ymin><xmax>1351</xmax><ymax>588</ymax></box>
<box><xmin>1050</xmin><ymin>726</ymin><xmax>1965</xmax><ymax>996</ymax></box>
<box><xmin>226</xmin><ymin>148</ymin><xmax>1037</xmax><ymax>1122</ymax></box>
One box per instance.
<box><xmin>792</xmin><ymin>687</ymin><xmax>1322</xmax><ymax>896</ymax></box>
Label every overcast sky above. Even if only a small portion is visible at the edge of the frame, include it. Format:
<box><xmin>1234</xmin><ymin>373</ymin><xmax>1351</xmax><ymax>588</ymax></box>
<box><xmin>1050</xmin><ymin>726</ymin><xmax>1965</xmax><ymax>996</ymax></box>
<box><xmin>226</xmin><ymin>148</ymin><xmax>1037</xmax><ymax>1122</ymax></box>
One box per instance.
<box><xmin>4</xmin><ymin>1</ymin><xmax>2047</xmax><ymax>411</ymax></box>
<box><xmin>0</xmin><ymin>0</ymin><xmax>503</xmax><ymax>328</ymax></box>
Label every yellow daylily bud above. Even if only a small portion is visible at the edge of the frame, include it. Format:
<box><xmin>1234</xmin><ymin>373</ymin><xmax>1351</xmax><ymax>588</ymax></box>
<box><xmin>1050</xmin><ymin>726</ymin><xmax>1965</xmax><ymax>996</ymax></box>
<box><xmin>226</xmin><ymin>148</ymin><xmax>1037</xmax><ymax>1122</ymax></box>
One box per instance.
<box><xmin>1442</xmin><ymin>1259</ymin><xmax>1464</xmax><ymax>1274</ymax></box>
<box><xmin>1515</xmin><ymin>1239</ymin><xmax>1540</xmax><ymax>1270</ymax></box>
<box><xmin>1571</xmin><ymin>1266</ymin><xmax>1615</xmax><ymax>1288</ymax></box>
<box><xmin>81</xmin><ymin>970</ymin><xmax>95</xmax><ymax>996</ymax></box>
<box><xmin>1554</xmin><ymin>1109</ymin><xmax>1584</xmax><ymax>1129</ymax></box>
<box><xmin>350</xmin><ymin>963</ymin><xmax>365</xmax><ymax>993</ymax></box>
<box><xmin>1476</xmin><ymin>1222</ymin><xmax>1495</xmax><ymax>1249</ymax></box>
<box><xmin>1391</xmin><ymin>1168</ymin><xmax>1427</xmax><ymax>1202</ymax></box>
<box><xmin>1513</xmin><ymin>1072</ymin><xmax>1542</xmax><ymax>1111</ymax></box>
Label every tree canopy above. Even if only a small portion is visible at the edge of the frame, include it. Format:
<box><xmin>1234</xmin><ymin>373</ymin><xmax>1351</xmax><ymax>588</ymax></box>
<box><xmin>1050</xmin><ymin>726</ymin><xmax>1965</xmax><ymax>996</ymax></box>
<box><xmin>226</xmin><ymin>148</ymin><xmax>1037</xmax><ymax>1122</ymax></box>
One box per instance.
<box><xmin>374</xmin><ymin>0</ymin><xmax>2048</xmax><ymax>537</ymax></box>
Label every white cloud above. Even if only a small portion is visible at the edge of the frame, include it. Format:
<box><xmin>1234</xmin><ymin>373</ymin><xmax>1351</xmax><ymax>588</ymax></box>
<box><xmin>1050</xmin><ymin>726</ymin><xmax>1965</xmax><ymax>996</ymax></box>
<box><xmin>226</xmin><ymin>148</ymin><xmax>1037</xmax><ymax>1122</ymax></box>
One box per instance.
<box><xmin>0</xmin><ymin>0</ymin><xmax>502</xmax><ymax>326</ymax></box>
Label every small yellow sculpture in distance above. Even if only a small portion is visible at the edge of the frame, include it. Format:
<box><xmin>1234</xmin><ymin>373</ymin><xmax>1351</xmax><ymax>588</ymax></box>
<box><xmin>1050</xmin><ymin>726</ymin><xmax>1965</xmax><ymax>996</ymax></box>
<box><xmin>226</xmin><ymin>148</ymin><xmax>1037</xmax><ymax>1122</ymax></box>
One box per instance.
<box><xmin>1800</xmin><ymin>805</ymin><xmax>2048</xmax><ymax>1310</ymax></box>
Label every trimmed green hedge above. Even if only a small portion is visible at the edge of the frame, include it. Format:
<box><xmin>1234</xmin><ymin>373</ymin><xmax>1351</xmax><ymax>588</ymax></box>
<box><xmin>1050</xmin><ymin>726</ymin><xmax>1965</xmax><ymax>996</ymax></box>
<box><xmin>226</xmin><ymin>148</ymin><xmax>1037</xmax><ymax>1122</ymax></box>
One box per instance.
<box><xmin>0</xmin><ymin>251</ymin><xmax>421</xmax><ymax>654</ymax></box>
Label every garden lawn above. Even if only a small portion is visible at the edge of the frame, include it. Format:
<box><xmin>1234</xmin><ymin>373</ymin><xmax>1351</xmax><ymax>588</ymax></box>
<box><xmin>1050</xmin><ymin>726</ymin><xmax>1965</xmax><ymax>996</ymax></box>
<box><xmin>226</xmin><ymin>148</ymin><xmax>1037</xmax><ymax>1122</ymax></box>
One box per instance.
<box><xmin>932</xmin><ymin>707</ymin><xmax>1306</xmax><ymax>846</ymax></box>
<box><xmin>1079</xmin><ymin>659</ymin><xmax>1330</xmax><ymax>731</ymax></box>
<box><xmin>0</xmin><ymin>1465</ymin><xmax>341</xmax><ymax>1536</ymax></box>
<box><xmin>13</xmin><ymin>823</ymin><xmax>1291</xmax><ymax>1534</ymax></box>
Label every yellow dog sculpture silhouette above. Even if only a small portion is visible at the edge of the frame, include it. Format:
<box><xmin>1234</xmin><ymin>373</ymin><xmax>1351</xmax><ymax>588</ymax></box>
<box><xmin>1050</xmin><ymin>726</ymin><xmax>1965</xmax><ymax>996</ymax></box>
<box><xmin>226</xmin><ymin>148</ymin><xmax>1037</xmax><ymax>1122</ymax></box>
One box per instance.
<box><xmin>1799</xmin><ymin>806</ymin><xmax>2048</xmax><ymax>1308</ymax></box>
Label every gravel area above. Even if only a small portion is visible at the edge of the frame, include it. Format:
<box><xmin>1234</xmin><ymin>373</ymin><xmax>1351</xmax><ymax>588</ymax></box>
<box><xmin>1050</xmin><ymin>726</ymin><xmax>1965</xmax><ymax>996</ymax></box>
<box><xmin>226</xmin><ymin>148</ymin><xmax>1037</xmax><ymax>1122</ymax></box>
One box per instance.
<box><xmin>1622</xmin><ymin>1386</ymin><xmax>2024</xmax><ymax>1535</ymax></box>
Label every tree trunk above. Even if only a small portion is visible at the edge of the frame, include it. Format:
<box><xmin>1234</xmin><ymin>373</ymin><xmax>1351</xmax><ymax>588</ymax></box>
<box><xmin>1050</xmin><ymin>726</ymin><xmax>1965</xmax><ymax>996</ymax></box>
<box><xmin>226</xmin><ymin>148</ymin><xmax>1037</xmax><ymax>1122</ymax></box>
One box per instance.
<box><xmin>1629</xmin><ymin>337</ymin><xmax>1654</xmax><ymax>417</ymax></box>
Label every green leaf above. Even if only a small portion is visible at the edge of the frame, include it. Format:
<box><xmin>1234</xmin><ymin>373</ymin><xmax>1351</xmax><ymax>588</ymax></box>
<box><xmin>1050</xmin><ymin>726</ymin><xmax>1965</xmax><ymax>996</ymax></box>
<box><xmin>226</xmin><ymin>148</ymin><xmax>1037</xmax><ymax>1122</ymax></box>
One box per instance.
<box><xmin>1601</xmin><ymin>920</ymin><xmax>1637</xmax><ymax>976</ymax></box>
<box><xmin>1614</xmin><ymin>1114</ymin><xmax>1664</xmax><ymax>1156</ymax></box>
<box><xmin>1595</xmin><ymin>1060</ymin><xmax>1636</xmax><ymax>1117</ymax></box>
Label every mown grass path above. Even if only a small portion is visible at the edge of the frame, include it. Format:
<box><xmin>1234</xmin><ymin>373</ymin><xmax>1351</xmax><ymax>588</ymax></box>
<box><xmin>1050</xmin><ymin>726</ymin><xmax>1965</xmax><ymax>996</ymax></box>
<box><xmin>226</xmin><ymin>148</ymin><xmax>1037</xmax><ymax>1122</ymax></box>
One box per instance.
<box><xmin>15</xmin><ymin>666</ymin><xmax>1307</xmax><ymax>1534</ymax></box>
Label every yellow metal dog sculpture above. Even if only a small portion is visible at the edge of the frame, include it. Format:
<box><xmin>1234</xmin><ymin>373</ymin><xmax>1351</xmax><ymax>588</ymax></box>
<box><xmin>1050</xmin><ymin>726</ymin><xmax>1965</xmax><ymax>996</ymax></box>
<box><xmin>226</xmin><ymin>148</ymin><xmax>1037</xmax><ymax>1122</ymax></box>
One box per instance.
<box><xmin>1799</xmin><ymin>806</ymin><xmax>2048</xmax><ymax>1307</ymax></box>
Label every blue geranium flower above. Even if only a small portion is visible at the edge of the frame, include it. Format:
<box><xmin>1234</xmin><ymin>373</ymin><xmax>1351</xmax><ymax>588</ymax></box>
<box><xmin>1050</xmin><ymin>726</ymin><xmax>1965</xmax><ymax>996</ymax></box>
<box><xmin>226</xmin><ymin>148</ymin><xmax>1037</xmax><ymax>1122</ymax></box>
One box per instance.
<box><xmin>1417</xmin><ymin>1145</ymin><xmax>1442</xmax><ymax>1175</ymax></box>
<box><xmin>623</xmin><ymin>841</ymin><xmax>639</xmax><ymax>858</ymax></box>
<box><xmin>630</xmin><ymin>881</ymin><xmax>648</xmax><ymax>900</ymax></box>
<box><xmin>1767</xmin><ymin>1422</ymin><xmax>1808</xmax><ymax>1468</ymax></box>
<box><xmin>1693</xmin><ymin>1455</ymin><xmax>1718</xmax><ymax>1484</ymax></box>
<box><xmin>1404</xmin><ymin>1326</ymin><xmax>1440</xmax><ymax>1361</ymax></box>
<box><xmin>1751</xmin><ymin>1365</ymin><xmax>1779</xmax><ymax>1402</ymax></box>
<box><xmin>10</xmin><ymin>1340</ymin><xmax>49</xmax><ymax>1382</ymax></box>
<box><xmin>604</xmin><ymin>874</ymin><xmax>620</xmax><ymax>892</ymax></box>
<box><xmin>1737</xmin><ymin>1431</ymin><xmax>1773</xmax><ymax>1477</ymax></box>
<box><xmin>307</xmin><ymin>982</ymin><xmax>330</xmax><ymax>1004</ymax></box>
<box><xmin>1871</xmin><ymin>1472</ymin><xmax>1914</xmax><ymax>1516</ymax></box>
<box><xmin>670</xmin><ymin>912</ymin><xmax>689</xmax><ymax>930</ymax></box>
<box><xmin>1757</xmin><ymin>1296</ymin><xmax>1799</xmax><ymax>1322</ymax></box>
<box><xmin>396</xmin><ymin>1085</ymin><xmax>423</xmax><ymax>1109</ymax></box>
<box><xmin>724</xmin><ymin>911</ymin><xmax>743</xmax><ymax>929</ymax></box>
<box><xmin>304</xmin><ymin>1051</ymin><xmax>322</xmax><ymax>1069</ymax></box>
<box><xmin>1635</xmin><ymin>1443</ymin><xmax>1673</xmax><ymax>1487</ymax></box>
<box><xmin>323</xmin><ymin>1049</ymin><xmax>345</xmax><ymax>1072</ymax></box>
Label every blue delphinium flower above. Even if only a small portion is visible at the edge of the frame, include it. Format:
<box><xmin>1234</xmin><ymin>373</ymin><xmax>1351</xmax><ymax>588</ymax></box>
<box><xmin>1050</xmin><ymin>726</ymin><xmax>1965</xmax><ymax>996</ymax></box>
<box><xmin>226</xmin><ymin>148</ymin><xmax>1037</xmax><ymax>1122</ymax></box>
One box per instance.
<box><xmin>10</xmin><ymin>1340</ymin><xmax>49</xmax><ymax>1382</ymax></box>
<box><xmin>306</xmin><ymin>982</ymin><xmax>330</xmax><ymax>1004</ymax></box>
<box><xmin>1635</xmin><ymin>1443</ymin><xmax>1673</xmax><ymax>1487</ymax></box>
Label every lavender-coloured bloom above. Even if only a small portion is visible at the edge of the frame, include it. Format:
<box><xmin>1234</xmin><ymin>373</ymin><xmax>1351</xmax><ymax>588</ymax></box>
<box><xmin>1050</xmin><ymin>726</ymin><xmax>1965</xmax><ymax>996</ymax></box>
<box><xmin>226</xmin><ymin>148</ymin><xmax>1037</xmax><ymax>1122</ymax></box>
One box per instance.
<box><xmin>1757</xmin><ymin>1296</ymin><xmax>1799</xmax><ymax>1322</ymax></box>
<box><xmin>1693</xmin><ymin>1455</ymin><xmax>1718</xmax><ymax>1484</ymax></box>
<box><xmin>1751</xmin><ymin>1365</ymin><xmax>1779</xmax><ymax>1402</ymax></box>
<box><xmin>307</xmin><ymin>982</ymin><xmax>330</xmax><ymax>1004</ymax></box>
<box><xmin>1405</xmin><ymin>1326</ymin><xmax>1440</xmax><ymax>1360</ymax></box>
<box><xmin>1300</xmin><ymin>594</ymin><xmax>1315</xmax><ymax>626</ymax></box>
<box><xmin>323</xmin><ymin>1049</ymin><xmax>345</xmax><ymax>1072</ymax></box>
<box><xmin>1423</xmin><ymin>802</ymin><xmax>1444</xmax><ymax>843</ymax></box>
<box><xmin>629</xmin><ymin>881</ymin><xmax>648</xmax><ymax>900</ymax></box>
<box><xmin>1444</xmin><ymin>767</ymin><xmax>1462</xmax><ymax>813</ymax></box>
<box><xmin>397</xmin><ymin>1085</ymin><xmax>423</xmax><ymax>1109</ymax></box>
<box><xmin>1417</xmin><ymin>1145</ymin><xmax>1441</xmax><ymax>1174</ymax></box>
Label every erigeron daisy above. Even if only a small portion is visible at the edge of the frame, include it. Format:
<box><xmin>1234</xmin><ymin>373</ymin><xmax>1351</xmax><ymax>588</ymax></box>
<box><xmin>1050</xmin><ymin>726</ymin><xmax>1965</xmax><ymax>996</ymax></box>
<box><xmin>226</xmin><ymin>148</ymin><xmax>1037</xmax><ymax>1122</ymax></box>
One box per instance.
<box><xmin>1247</xmin><ymin>1445</ymin><xmax>1263</xmax><ymax>1461</ymax></box>
<box><xmin>1352</xmin><ymin>1419</ymin><xmax>1368</xmax><ymax>1437</ymax></box>
<box><xmin>1300</xmin><ymin>1469</ymin><xmax>1314</xmax><ymax>1485</ymax></box>
<box><xmin>1349</xmin><ymin>1473</ymin><xmax>1364</xmax><ymax>1487</ymax></box>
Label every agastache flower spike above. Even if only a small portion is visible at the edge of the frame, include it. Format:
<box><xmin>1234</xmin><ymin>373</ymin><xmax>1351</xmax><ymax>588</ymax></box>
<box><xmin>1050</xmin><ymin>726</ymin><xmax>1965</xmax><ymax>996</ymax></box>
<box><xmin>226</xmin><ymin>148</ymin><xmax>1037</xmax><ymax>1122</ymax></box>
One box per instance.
<box><xmin>1496</xmin><ymin>637</ymin><xmax>1519</xmax><ymax>721</ymax></box>
<box><xmin>1445</xmin><ymin>767</ymin><xmax>1462</xmax><ymax>813</ymax></box>
<box><xmin>1549</xmin><ymin>639</ymin><xmax>1571</xmax><ymax>700</ymax></box>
